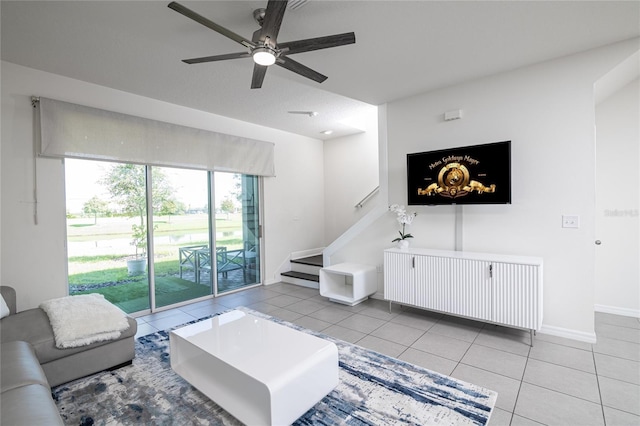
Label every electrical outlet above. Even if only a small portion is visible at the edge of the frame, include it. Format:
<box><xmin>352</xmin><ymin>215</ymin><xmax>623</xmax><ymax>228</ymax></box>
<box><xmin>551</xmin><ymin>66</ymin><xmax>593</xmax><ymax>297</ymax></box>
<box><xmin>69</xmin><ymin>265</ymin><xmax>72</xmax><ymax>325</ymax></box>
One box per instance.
<box><xmin>562</xmin><ymin>215</ymin><xmax>580</xmax><ymax>228</ymax></box>
<box><xmin>376</xmin><ymin>264</ymin><xmax>383</xmax><ymax>273</ymax></box>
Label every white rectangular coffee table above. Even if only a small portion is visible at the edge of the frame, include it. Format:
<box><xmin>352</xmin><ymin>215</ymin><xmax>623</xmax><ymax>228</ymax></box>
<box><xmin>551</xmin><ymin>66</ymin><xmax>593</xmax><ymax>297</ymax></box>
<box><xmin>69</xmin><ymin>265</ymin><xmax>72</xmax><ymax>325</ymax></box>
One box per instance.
<box><xmin>170</xmin><ymin>310</ymin><xmax>339</xmax><ymax>426</ymax></box>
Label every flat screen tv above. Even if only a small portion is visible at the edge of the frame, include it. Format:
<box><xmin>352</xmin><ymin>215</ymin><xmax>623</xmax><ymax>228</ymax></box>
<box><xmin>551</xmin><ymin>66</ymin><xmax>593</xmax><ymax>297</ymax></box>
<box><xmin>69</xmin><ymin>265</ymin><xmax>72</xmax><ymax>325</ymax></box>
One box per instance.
<box><xmin>407</xmin><ymin>141</ymin><xmax>511</xmax><ymax>205</ymax></box>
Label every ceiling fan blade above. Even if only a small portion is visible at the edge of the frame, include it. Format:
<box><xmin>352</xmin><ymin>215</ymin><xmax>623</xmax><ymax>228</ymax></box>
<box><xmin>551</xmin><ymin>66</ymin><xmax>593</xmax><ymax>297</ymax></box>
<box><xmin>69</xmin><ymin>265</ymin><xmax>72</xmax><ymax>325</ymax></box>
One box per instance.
<box><xmin>278</xmin><ymin>32</ymin><xmax>356</xmax><ymax>55</ymax></box>
<box><xmin>276</xmin><ymin>57</ymin><xmax>327</xmax><ymax>83</ymax></box>
<box><xmin>168</xmin><ymin>2</ymin><xmax>255</xmax><ymax>48</ymax></box>
<box><xmin>251</xmin><ymin>64</ymin><xmax>268</xmax><ymax>89</ymax></box>
<box><xmin>259</xmin><ymin>0</ymin><xmax>288</xmax><ymax>45</ymax></box>
<box><xmin>183</xmin><ymin>51</ymin><xmax>251</xmax><ymax>64</ymax></box>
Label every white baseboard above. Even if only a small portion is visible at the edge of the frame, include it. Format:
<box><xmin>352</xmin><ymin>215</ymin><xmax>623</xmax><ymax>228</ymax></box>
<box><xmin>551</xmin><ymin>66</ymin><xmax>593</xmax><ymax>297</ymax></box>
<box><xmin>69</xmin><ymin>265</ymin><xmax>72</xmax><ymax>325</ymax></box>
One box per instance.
<box><xmin>595</xmin><ymin>304</ymin><xmax>640</xmax><ymax>318</ymax></box>
<box><xmin>538</xmin><ymin>324</ymin><xmax>597</xmax><ymax>344</ymax></box>
<box><xmin>370</xmin><ymin>293</ymin><xmax>598</xmax><ymax>344</ymax></box>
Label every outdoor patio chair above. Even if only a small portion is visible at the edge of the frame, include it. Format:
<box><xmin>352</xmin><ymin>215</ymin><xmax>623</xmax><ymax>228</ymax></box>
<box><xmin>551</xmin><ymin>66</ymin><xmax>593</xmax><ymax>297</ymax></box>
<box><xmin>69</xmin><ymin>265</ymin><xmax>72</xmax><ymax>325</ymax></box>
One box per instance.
<box><xmin>178</xmin><ymin>245</ymin><xmax>208</xmax><ymax>281</ymax></box>
<box><xmin>242</xmin><ymin>242</ymin><xmax>258</xmax><ymax>275</ymax></box>
<box><xmin>195</xmin><ymin>247</ymin><xmax>244</xmax><ymax>284</ymax></box>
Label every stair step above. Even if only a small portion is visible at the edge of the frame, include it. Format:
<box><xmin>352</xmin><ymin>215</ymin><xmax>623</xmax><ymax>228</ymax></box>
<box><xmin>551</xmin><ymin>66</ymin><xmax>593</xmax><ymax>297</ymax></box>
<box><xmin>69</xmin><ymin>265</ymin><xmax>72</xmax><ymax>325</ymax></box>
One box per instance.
<box><xmin>281</xmin><ymin>271</ymin><xmax>320</xmax><ymax>282</ymax></box>
<box><xmin>291</xmin><ymin>255</ymin><xmax>323</xmax><ymax>267</ymax></box>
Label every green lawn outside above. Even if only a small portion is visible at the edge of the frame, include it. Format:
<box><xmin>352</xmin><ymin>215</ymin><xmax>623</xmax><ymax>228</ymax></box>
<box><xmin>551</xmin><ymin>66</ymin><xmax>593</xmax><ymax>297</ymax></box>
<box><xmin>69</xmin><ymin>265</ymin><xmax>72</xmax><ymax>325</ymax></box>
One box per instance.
<box><xmin>67</xmin><ymin>213</ymin><xmax>245</xmax><ymax>313</ymax></box>
<box><xmin>73</xmin><ymin>276</ymin><xmax>212</xmax><ymax>313</ymax></box>
<box><xmin>70</xmin><ymin>259</ymin><xmax>213</xmax><ymax>313</ymax></box>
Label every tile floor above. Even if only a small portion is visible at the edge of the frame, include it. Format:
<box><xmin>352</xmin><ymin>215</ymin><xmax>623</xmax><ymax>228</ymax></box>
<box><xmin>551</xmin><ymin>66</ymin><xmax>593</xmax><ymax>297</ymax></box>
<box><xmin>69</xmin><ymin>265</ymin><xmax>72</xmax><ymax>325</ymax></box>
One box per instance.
<box><xmin>136</xmin><ymin>282</ymin><xmax>640</xmax><ymax>426</ymax></box>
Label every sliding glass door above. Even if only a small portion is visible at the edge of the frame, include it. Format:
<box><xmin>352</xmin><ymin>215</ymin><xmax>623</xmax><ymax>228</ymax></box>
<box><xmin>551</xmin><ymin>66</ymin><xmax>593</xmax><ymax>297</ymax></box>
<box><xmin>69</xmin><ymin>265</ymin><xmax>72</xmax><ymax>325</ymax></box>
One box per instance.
<box><xmin>151</xmin><ymin>167</ymin><xmax>213</xmax><ymax>308</ymax></box>
<box><xmin>214</xmin><ymin>172</ymin><xmax>261</xmax><ymax>294</ymax></box>
<box><xmin>65</xmin><ymin>159</ymin><xmax>261</xmax><ymax>314</ymax></box>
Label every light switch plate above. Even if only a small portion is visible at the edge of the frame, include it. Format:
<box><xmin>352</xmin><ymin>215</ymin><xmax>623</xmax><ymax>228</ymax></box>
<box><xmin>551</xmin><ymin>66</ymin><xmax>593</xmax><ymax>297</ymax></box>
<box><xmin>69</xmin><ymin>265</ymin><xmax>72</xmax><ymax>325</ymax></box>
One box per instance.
<box><xmin>562</xmin><ymin>215</ymin><xmax>580</xmax><ymax>228</ymax></box>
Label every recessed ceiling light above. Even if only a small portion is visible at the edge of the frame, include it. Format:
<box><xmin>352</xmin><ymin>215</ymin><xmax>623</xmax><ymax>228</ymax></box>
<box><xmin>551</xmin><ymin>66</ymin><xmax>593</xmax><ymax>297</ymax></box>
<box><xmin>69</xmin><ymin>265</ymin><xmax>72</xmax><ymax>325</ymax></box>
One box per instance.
<box><xmin>321</xmin><ymin>130</ymin><xmax>333</xmax><ymax>135</ymax></box>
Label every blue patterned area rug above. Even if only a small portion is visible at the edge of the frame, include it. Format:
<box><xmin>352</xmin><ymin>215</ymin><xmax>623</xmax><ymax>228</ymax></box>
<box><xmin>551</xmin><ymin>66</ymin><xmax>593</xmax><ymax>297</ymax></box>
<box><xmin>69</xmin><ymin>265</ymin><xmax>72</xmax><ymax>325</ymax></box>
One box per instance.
<box><xmin>53</xmin><ymin>307</ymin><xmax>497</xmax><ymax>425</ymax></box>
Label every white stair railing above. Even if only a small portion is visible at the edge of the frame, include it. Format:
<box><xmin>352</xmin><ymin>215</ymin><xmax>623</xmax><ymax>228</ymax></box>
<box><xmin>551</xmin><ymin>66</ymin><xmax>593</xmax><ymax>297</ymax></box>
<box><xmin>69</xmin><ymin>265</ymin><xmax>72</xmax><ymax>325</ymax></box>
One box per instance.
<box><xmin>355</xmin><ymin>186</ymin><xmax>380</xmax><ymax>208</ymax></box>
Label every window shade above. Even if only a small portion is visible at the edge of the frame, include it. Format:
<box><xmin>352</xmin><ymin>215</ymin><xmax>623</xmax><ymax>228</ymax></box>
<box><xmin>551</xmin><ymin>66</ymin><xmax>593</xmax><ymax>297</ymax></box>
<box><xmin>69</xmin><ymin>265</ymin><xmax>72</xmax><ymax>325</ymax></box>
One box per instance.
<box><xmin>37</xmin><ymin>97</ymin><xmax>275</xmax><ymax>176</ymax></box>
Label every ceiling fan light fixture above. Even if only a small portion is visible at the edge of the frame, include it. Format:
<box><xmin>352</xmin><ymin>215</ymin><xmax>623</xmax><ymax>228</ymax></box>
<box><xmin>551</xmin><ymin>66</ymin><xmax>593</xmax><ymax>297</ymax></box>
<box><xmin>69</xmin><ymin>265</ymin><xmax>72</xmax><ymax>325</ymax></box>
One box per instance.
<box><xmin>252</xmin><ymin>47</ymin><xmax>276</xmax><ymax>66</ymax></box>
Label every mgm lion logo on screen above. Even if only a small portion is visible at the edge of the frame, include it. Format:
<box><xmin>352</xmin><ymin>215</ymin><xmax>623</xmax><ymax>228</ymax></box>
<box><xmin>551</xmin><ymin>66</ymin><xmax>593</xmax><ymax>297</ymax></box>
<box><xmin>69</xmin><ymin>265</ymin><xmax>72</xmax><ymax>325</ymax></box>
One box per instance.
<box><xmin>417</xmin><ymin>162</ymin><xmax>495</xmax><ymax>199</ymax></box>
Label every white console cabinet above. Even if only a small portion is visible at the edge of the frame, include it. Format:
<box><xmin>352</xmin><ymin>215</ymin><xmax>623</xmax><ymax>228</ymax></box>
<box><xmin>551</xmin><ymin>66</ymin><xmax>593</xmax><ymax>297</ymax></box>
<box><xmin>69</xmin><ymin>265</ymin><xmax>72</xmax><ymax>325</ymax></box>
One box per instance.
<box><xmin>384</xmin><ymin>248</ymin><xmax>543</xmax><ymax>337</ymax></box>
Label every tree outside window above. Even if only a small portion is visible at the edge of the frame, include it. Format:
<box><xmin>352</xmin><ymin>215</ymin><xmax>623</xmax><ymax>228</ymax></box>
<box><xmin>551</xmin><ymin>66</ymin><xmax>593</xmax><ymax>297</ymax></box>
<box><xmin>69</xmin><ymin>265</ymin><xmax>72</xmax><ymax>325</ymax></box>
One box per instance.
<box><xmin>82</xmin><ymin>196</ymin><xmax>110</xmax><ymax>225</ymax></box>
<box><xmin>101</xmin><ymin>164</ymin><xmax>176</xmax><ymax>259</ymax></box>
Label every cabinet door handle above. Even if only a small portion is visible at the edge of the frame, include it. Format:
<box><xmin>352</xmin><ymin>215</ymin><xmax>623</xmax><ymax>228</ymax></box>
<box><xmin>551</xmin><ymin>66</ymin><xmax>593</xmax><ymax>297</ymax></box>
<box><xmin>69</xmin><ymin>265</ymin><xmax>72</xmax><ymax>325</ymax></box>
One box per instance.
<box><xmin>489</xmin><ymin>264</ymin><xmax>493</xmax><ymax>278</ymax></box>
<box><xmin>412</xmin><ymin>257</ymin><xmax>415</xmax><ymax>268</ymax></box>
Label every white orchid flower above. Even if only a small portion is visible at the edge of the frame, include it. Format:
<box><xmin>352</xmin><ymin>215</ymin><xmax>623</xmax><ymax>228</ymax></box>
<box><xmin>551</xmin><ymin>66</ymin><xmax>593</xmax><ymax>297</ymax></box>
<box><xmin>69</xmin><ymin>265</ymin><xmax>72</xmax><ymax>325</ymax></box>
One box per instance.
<box><xmin>389</xmin><ymin>204</ymin><xmax>417</xmax><ymax>242</ymax></box>
<box><xmin>403</xmin><ymin>213</ymin><xmax>415</xmax><ymax>225</ymax></box>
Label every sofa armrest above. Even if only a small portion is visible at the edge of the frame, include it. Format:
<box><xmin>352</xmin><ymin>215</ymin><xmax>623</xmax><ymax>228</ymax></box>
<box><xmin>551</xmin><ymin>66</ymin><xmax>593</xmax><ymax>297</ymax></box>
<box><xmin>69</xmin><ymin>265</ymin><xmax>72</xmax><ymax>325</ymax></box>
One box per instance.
<box><xmin>0</xmin><ymin>286</ymin><xmax>17</xmax><ymax>315</ymax></box>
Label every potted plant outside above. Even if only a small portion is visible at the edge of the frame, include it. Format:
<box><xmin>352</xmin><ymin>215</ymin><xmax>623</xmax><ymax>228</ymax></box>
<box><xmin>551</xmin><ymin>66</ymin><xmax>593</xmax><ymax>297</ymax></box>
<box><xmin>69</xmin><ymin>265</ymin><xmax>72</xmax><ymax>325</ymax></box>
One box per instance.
<box><xmin>127</xmin><ymin>223</ymin><xmax>148</xmax><ymax>276</ymax></box>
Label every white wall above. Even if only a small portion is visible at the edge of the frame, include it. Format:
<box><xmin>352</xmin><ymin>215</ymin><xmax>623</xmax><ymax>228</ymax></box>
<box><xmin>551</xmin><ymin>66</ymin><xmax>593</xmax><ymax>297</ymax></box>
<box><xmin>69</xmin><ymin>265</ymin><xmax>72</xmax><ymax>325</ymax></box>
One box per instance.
<box><xmin>323</xmin><ymin>110</ymin><xmax>379</xmax><ymax>244</ymax></box>
<box><xmin>334</xmin><ymin>38</ymin><xmax>640</xmax><ymax>341</ymax></box>
<box><xmin>595</xmin><ymin>78</ymin><xmax>640</xmax><ymax>316</ymax></box>
<box><xmin>1</xmin><ymin>61</ymin><xmax>325</xmax><ymax>310</ymax></box>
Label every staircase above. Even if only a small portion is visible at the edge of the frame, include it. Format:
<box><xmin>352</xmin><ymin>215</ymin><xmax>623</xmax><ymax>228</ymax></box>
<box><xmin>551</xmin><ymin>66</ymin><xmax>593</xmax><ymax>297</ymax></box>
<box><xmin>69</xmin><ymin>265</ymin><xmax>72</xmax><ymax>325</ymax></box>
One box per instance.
<box><xmin>281</xmin><ymin>254</ymin><xmax>323</xmax><ymax>289</ymax></box>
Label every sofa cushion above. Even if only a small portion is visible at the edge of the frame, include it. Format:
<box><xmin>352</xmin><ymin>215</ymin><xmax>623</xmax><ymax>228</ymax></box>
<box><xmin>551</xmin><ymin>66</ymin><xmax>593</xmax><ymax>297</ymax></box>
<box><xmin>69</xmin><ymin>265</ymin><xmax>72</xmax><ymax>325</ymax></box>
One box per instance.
<box><xmin>0</xmin><ymin>308</ymin><xmax>54</xmax><ymax>347</ymax></box>
<box><xmin>0</xmin><ymin>294</ymin><xmax>9</xmax><ymax>319</ymax></box>
<box><xmin>0</xmin><ymin>341</ymin><xmax>49</xmax><ymax>393</ymax></box>
<box><xmin>0</xmin><ymin>384</ymin><xmax>64</xmax><ymax>426</ymax></box>
<box><xmin>0</xmin><ymin>307</ymin><xmax>137</xmax><ymax>364</ymax></box>
<box><xmin>0</xmin><ymin>286</ymin><xmax>17</xmax><ymax>315</ymax></box>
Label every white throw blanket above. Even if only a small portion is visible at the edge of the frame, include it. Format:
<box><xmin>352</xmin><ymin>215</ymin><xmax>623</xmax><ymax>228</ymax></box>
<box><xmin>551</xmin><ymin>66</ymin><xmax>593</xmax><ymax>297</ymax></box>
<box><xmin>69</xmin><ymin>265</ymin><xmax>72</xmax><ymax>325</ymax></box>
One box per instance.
<box><xmin>40</xmin><ymin>294</ymin><xmax>130</xmax><ymax>349</ymax></box>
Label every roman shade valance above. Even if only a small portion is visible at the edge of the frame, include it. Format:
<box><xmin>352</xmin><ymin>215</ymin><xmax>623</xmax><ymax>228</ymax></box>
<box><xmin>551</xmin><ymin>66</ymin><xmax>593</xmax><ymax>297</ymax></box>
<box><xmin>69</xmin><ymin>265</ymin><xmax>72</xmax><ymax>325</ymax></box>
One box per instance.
<box><xmin>36</xmin><ymin>97</ymin><xmax>275</xmax><ymax>176</ymax></box>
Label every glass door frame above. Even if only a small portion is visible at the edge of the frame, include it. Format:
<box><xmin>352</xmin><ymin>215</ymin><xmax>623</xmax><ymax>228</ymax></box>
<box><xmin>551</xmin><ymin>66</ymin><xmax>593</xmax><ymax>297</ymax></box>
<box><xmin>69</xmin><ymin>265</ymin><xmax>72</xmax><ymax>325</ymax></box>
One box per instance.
<box><xmin>146</xmin><ymin>166</ymin><xmax>157</xmax><ymax>311</ymax></box>
<box><xmin>209</xmin><ymin>172</ymin><xmax>264</xmax><ymax>297</ymax></box>
<box><xmin>144</xmin><ymin>167</ymin><xmax>216</xmax><ymax>313</ymax></box>
<box><xmin>147</xmin><ymin>170</ymin><xmax>264</xmax><ymax>305</ymax></box>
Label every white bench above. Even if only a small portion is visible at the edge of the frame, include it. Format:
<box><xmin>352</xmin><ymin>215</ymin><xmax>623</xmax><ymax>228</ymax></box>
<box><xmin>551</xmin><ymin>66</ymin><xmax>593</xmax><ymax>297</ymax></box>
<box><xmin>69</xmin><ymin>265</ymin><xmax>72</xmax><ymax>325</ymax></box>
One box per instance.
<box><xmin>170</xmin><ymin>310</ymin><xmax>339</xmax><ymax>425</ymax></box>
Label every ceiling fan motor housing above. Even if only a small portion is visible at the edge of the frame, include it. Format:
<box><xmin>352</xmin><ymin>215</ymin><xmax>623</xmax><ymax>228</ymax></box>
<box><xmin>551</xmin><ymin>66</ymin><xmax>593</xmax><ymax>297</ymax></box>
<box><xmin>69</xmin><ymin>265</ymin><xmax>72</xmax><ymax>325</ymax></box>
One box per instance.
<box><xmin>253</xmin><ymin>8</ymin><xmax>266</xmax><ymax>27</ymax></box>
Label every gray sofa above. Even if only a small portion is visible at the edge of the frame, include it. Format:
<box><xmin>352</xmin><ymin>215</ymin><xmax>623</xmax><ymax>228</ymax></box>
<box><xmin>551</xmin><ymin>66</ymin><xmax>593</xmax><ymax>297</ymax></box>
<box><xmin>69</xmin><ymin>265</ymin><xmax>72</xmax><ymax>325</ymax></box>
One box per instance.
<box><xmin>0</xmin><ymin>286</ymin><xmax>137</xmax><ymax>425</ymax></box>
<box><xmin>1</xmin><ymin>341</ymin><xmax>65</xmax><ymax>425</ymax></box>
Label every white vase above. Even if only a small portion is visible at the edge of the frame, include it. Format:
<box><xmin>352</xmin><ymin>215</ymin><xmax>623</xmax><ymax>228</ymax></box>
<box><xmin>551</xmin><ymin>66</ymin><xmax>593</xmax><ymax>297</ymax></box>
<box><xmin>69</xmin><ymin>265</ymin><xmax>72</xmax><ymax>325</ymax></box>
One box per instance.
<box><xmin>397</xmin><ymin>240</ymin><xmax>409</xmax><ymax>250</ymax></box>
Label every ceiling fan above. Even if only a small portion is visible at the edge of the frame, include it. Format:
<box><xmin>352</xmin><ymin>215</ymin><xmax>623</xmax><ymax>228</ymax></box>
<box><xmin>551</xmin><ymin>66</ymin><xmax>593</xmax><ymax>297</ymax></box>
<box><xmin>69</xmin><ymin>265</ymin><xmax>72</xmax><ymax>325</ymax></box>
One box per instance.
<box><xmin>168</xmin><ymin>1</ymin><xmax>356</xmax><ymax>89</ymax></box>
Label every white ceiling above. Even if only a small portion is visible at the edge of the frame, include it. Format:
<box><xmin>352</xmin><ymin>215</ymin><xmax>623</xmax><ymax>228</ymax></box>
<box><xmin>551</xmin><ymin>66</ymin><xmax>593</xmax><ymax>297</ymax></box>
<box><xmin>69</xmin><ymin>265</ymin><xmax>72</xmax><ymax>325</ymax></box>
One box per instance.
<box><xmin>2</xmin><ymin>1</ymin><xmax>638</xmax><ymax>140</ymax></box>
